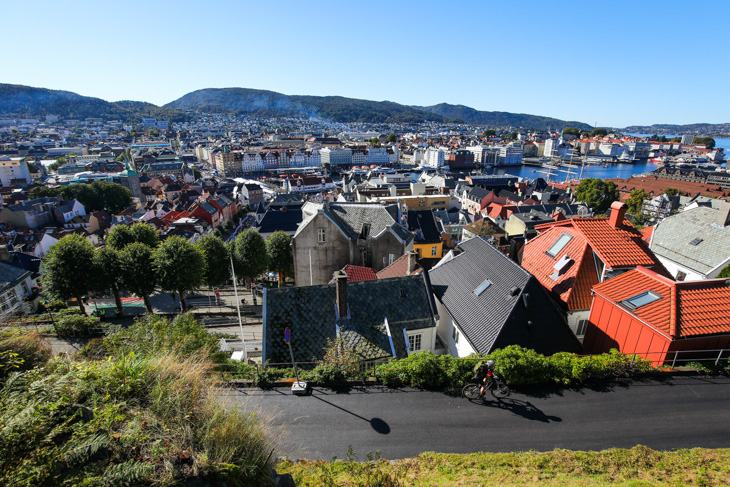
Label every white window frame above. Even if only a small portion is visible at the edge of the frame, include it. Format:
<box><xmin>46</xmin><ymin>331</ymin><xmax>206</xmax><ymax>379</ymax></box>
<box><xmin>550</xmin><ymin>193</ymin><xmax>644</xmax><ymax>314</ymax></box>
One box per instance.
<box><xmin>431</xmin><ymin>246</ymin><xmax>438</xmax><ymax>256</ymax></box>
<box><xmin>317</xmin><ymin>228</ymin><xmax>326</xmax><ymax>243</ymax></box>
<box><xmin>389</xmin><ymin>253</ymin><xmax>396</xmax><ymax>265</ymax></box>
<box><xmin>408</xmin><ymin>333</ymin><xmax>422</xmax><ymax>352</ymax></box>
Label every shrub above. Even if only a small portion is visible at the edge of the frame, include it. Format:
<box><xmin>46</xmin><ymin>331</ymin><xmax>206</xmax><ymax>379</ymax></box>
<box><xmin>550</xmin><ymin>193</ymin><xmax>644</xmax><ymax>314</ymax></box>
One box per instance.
<box><xmin>0</xmin><ymin>350</ymin><xmax>275</xmax><ymax>485</ymax></box>
<box><xmin>54</xmin><ymin>313</ymin><xmax>102</xmax><ymax>337</ymax></box>
<box><xmin>0</xmin><ymin>328</ymin><xmax>51</xmax><ymax>377</ymax></box>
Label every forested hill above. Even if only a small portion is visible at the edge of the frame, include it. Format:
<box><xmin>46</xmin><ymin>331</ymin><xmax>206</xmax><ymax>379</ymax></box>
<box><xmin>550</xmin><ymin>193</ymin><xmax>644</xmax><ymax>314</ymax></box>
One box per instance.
<box><xmin>0</xmin><ymin>84</ymin><xmax>190</xmax><ymax>122</ymax></box>
<box><xmin>164</xmin><ymin>88</ymin><xmax>458</xmax><ymax>123</ymax></box>
<box><xmin>416</xmin><ymin>103</ymin><xmax>593</xmax><ymax>131</ymax></box>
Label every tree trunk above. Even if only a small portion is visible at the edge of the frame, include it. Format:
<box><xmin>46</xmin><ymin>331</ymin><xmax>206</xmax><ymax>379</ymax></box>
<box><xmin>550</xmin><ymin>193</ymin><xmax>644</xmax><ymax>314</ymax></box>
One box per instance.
<box><xmin>76</xmin><ymin>294</ymin><xmax>86</xmax><ymax>316</ymax></box>
<box><xmin>143</xmin><ymin>295</ymin><xmax>153</xmax><ymax>313</ymax></box>
<box><xmin>112</xmin><ymin>283</ymin><xmax>125</xmax><ymax>317</ymax></box>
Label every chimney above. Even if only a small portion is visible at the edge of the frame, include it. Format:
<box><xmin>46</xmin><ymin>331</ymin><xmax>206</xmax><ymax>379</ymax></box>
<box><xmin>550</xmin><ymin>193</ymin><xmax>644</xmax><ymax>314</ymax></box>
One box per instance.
<box><xmin>407</xmin><ymin>250</ymin><xmax>419</xmax><ymax>273</ymax></box>
<box><xmin>608</xmin><ymin>201</ymin><xmax>627</xmax><ymax>228</ymax></box>
<box><xmin>334</xmin><ymin>271</ymin><xmax>348</xmax><ymax>319</ymax></box>
<box><xmin>716</xmin><ymin>202</ymin><xmax>730</xmax><ymax>228</ymax></box>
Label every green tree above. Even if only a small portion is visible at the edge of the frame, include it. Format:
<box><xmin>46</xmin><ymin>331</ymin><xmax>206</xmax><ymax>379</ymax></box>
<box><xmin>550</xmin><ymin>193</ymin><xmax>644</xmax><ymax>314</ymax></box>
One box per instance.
<box><xmin>562</xmin><ymin>127</ymin><xmax>581</xmax><ymax>137</ymax></box>
<box><xmin>107</xmin><ymin>225</ymin><xmax>135</xmax><ymax>250</ymax></box>
<box><xmin>369</xmin><ymin>137</ymin><xmax>380</xmax><ymax>145</ymax></box>
<box><xmin>626</xmin><ymin>189</ymin><xmax>649</xmax><ymax>216</ymax></box>
<box><xmin>692</xmin><ymin>137</ymin><xmax>716</xmax><ymax>149</ymax></box>
<box><xmin>196</xmin><ymin>234</ymin><xmax>231</xmax><ymax>287</ymax></box>
<box><xmin>154</xmin><ymin>236</ymin><xmax>205</xmax><ymax>311</ymax></box>
<box><xmin>266</xmin><ymin>231</ymin><xmax>294</xmax><ymax>284</ymax></box>
<box><xmin>119</xmin><ymin>242</ymin><xmax>157</xmax><ymax>313</ymax></box>
<box><xmin>483</xmin><ymin>129</ymin><xmax>496</xmax><ymax>137</ymax></box>
<box><xmin>91</xmin><ymin>246</ymin><xmax>125</xmax><ymax>316</ymax></box>
<box><xmin>664</xmin><ymin>188</ymin><xmax>682</xmax><ymax>196</ymax></box>
<box><xmin>589</xmin><ymin>128</ymin><xmax>608</xmax><ymax>137</ymax></box>
<box><xmin>718</xmin><ymin>264</ymin><xmax>730</xmax><ymax>279</ymax></box>
<box><xmin>573</xmin><ymin>178</ymin><xmax>620</xmax><ymax>214</ymax></box>
<box><xmin>386</xmin><ymin>133</ymin><xmax>397</xmax><ymax>143</ymax></box>
<box><xmin>40</xmin><ymin>235</ymin><xmax>95</xmax><ymax>314</ymax></box>
<box><xmin>130</xmin><ymin>222</ymin><xmax>159</xmax><ymax>248</ymax></box>
<box><xmin>233</xmin><ymin>229</ymin><xmax>268</xmax><ymax>283</ymax></box>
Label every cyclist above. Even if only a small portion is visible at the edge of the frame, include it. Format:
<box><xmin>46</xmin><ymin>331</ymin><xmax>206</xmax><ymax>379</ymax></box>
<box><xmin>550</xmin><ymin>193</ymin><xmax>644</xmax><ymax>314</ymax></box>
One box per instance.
<box><xmin>473</xmin><ymin>359</ymin><xmax>497</xmax><ymax>397</ymax></box>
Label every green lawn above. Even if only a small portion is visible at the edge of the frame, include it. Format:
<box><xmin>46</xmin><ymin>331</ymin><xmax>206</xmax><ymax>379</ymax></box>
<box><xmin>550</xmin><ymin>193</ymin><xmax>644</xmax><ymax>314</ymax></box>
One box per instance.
<box><xmin>278</xmin><ymin>446</ymin><xmax>730</xmax><ymax>486</ymax></box>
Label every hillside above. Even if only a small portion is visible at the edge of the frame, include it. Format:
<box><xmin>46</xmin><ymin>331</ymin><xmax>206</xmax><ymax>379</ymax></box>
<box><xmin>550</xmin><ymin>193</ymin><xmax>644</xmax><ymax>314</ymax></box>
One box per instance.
<box><xmin>0</xmin><ymin>84</ymin><xmax>190</xmax><ymax>122</ymax></box>
<box><xmin>417</xmin><ymin>103</ymin><xmax>593</xmax><ymax>131</ymax></box>
<box><xmin>622</xmin><ymin>122</ymin><xmax>730</xmax><ymax>137</ymax></box>
<box><xmin>165</xmin><ymin>88</ymin><xmax>458</xmax><ymax>123</ymax></box>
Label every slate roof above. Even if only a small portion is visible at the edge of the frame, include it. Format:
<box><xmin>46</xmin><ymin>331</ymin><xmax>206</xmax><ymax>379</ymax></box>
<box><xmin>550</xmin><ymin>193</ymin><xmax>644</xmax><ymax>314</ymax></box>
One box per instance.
<box><xmin>321</xmin><ymin>203</ymin><xmax>413</xmax><ymax>243</ymax></box>
<box><xmin>256</xmin><ymin>208</ymin><xmax>303</xmax><ymax>235</ymax></box>
<box><xmin>466</xmin><ymin>186</ymin><xmax>491</xmax><ymax>202</ymax></box>
<box><xmin>407</xmin><ymin>210</ymin><xmax>441</xmax><ymax>244</ymax></box>
<box><xmin>428</xmin><ymin>237</ymin><xmax>581</xmax><ymax>355</ymax></box>
<box><xmin>650</xmin><ymin>206</ymin><xmax>730</xmax><ymax>275</ymax></box>
<box><xmin>593</xmin><ymin>266</ymin><xmax>730</xmax><ymax>338</ymax></box>
<box><xmin>263</xmin><ymin>275</ymin><xmax>437</xmax><ymax>364</ymax></box>
<box><xmin>0</xmin><ymin>261</ymin><xmax>30</xmax><ymax>294</ymax></box>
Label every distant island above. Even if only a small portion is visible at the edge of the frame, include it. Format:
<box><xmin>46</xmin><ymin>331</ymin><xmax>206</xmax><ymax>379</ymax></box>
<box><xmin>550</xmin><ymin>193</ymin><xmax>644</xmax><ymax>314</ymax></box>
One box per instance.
<box><xmin>621</xmin><ymin>122</ymin><xmax>730</xmax><ymax>138</ymax></box>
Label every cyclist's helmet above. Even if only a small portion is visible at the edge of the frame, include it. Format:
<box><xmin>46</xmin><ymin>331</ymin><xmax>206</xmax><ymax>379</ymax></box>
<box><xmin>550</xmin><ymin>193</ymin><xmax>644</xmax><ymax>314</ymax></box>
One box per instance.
<box><xmin>486</xmin><ymin>359</ymin><xmax>495</xmax><ymax>367</ymax></box>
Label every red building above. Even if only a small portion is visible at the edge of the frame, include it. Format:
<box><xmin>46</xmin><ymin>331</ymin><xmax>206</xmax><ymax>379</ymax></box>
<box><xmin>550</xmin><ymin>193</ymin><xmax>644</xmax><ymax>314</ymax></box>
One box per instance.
<box><xmin>584</xmin><ymin>266</ymin><xmax>730</xmax><ymax>366</ymax></box>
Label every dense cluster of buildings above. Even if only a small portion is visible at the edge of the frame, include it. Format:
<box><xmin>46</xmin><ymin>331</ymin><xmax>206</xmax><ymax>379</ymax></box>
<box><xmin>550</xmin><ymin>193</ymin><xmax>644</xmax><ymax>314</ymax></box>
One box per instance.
<box><xmin>0</xmin><ymin>112</ymin><xmax>729</xmax><ymax>369</ymax></box>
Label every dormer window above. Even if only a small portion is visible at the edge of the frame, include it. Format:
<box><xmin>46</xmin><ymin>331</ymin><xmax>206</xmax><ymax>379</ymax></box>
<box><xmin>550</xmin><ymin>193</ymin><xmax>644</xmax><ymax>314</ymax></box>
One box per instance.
<box><xmin>546</xmin><ymin>233</ymin><xmax>573</xmax><ymax>258</ymax></box>
<box><xmin>621</xmin><ymin>290</ymin><xmax>662</xmax><ymax>310</ymax></box>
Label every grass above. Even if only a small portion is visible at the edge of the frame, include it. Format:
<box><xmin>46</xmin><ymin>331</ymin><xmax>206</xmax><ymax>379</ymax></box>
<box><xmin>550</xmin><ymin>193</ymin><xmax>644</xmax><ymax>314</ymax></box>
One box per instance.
<box><xmin>278</xmin><ymin>446</ymin><xmax>730</xmax><ymax>486</ymax></box>
<box><xmin>0</xmin><ymin>314</ymin><xmax>276</xmax><ymax>486</ymax></box>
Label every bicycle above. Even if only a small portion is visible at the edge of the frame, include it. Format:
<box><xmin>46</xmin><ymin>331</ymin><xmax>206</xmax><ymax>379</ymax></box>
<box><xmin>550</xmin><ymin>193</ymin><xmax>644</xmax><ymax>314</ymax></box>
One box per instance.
<box><xmin>462</xmin><ymin>378</ymin><xmax>510</xmax><ymax>401</ymax></box>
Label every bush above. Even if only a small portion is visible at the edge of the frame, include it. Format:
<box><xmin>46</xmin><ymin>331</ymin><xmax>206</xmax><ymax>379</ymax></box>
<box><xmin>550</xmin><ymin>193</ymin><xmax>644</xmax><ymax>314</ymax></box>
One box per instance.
<box><xmin>0</xmin><ymin>328</ymin><xmax>51</xmax><ymax>378</ymax></box>
<box><xmin>54</xmin><ymin>313</ymin><xmax>102</xmax><ymax>337</ymax></box>
<box><xmin>373</xmin><ymin>346</ymin><xmax>654</xmax><ymax>390</ymax></box>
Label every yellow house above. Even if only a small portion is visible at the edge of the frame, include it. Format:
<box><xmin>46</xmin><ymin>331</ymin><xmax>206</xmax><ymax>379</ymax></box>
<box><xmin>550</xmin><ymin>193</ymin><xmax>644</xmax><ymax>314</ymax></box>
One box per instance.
<box><xmin>407</xmin><ymin>210</ymin><xmax>444</xmax><ymax>259</ymax></box>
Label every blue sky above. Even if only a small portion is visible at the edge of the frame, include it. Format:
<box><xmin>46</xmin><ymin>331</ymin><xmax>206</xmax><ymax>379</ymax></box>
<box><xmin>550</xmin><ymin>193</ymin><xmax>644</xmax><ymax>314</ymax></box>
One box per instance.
<box><xmin>2</xmin><ymin>0</ymin><xmax>728</xmax><ymax>127</ymax></box>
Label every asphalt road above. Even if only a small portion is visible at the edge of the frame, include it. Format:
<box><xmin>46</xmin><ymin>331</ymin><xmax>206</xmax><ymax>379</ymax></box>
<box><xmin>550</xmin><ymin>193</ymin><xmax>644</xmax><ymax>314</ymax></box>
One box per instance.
<box><xmin>223</xmin><ymin>376</ymin><xmax>730</xmax><ymax>460</ymax></box>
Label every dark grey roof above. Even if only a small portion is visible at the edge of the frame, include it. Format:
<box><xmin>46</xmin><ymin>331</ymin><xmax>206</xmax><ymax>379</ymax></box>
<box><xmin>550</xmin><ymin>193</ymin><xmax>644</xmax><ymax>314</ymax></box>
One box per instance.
<box><xmin>326</xmin><ymin>203</ymin><xmax>410</xmax><ymax>242</ymax></box>
<box><xmin>407</xmin><ymin>210</ymin><xmax>441</xmax><ymax>244</ymax></box>
<box><xmin>467</xmin><ymin>186</ymin><xmax>491</xmax><ymax>202</ymax></box>
<box><xmin>200</xmin><ymin>202</ymin><xmax>217</xmax><ymax>215</ymax></box>
<box><xmin>257</xmin><ymin>208</ymin><xmax>303</xmax><ymax>234</ymax></box>
<box><xmin>428</xmin><ymin>237</ymin><xmax>580</xmax><ymax>355</ymax></box>
<box><xmin>0</xmin><ymin>261</ymin><xmax>30</xmax><ymax>294</ymax></box>
<box><xmin>263</xmin><ymin>275</ymin><xmax>436</xmax><ymax>364</ymax></box>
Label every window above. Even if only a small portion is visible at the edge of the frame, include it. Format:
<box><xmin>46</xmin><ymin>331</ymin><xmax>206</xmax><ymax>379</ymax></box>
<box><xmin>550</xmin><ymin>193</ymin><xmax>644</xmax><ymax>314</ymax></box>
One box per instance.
<box><xmin>389</xmin><ymin>253</ymin><xmax>395</xmax><ymax>265</ymax></box>
<box><xmin>575</xmin><ymin>319</ymin><xmax>588</xmax><ymax>336</ymax></box>
<box><xmin>690</xmin><ymin>238</ymin><xmax>703</xmax><ymax>246</ymax></box>
<box><xmin>431</xmin><ymin>246</ymin><xmax>437</xmax><ymax>256</ymax></box>
<box><xmin>546</xmin><ymin>233</ymin><xmax>573</xmax><ymax>258</ymax></box>
<box><xmin>360</xmin><ymin>223</ymin><xmax>370</xmax><ymax>239</ymax></box>
<box><xmin>621</xmin><ymin>290</ymin><xmax>663</xmax><ymax>310</ymax></box>
<box><xmin>474</xmin><ymin>279</ymin><xmax>492</xmax><ymax>296</ymax></box>
<box><xmin>676</xmin><ymin>270</ymin><xmax>687</xmax><ymax>281</ymax></box>
<box><xmin>452</xmin><ymin>327</ymin><xmax>460</xmax><ymax>344</ymax></box>
<box><xmin>408</xmin><ymin>333</ymin><xmax>422</xmax><ymax>352</ymax></box>
<box><xmin>20</xmin><ymin>281</ymin><xmax>29</xmax><ymax>294</ymax></box>
<box><xmin>317</xmin><ymin>228</ymin><xmax>325</xmax><ymax>243</ymax></box>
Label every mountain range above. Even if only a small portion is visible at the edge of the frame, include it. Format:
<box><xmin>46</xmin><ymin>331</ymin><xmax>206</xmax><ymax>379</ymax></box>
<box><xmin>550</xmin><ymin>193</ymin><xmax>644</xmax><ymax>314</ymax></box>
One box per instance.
<box><xmin>0</xmin><ymin>83</ymin><xmax>596</xmax><ymax>130</ymax></box>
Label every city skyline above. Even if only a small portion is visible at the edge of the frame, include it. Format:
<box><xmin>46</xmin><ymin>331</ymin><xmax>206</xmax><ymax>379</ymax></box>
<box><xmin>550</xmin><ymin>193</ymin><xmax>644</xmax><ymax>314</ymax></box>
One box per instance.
<box><xmin>2</xmin><ymin>0</ymin><xmax>729</xmax><ymax>128</ymax></box>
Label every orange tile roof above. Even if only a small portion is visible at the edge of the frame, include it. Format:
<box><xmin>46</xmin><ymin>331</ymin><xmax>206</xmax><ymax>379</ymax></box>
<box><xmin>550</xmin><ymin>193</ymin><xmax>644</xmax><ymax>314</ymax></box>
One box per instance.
<box><xmin>640</xmin><ymin>225</ymin><xmax>654</xmax><ymax>244</ymax></box>
<box><xmin>341</xmin><ymin>265</ymin><xmax>378</xmax><ymax>282</ymax></box>
<box><xmin>570</xmin><ymin>218</ymin><xmax>659</xmax><ymax>269</ymax></box>
<box><xmin>521</xmin><ymin>226</ymin><xmax>595</xmax><ymax>310</ymax></box>
<box><xmin>376</xmin><ymin>253</ymin><xmax>422</xmax><ymax>279</ymax></box>
<box><xmin>592</xmin><ymin>267</ymin><xmax>730</xmax><ymax>338</ymax></box>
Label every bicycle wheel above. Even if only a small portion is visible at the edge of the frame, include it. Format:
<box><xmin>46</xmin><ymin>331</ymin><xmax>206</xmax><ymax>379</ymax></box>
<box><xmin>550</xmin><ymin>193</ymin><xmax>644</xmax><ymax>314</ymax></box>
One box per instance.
<box><xmin>462</xmin><ymin>384</ymin><xmax>481</xmax><ymax>401</ymax></box>
<box><xmin>491</xmin><ymin>383</ymin><xmax>510</xmax><ymax>399</ymax></box>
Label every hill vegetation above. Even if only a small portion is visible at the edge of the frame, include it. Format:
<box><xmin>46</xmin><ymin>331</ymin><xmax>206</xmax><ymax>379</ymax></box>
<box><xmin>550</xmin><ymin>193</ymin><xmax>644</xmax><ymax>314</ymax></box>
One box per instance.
<box><xmin>416</xmin><ymin>103</ymin><xmax>593</xmax><ymax>131</ymax></box>
<box><xmin>164</xmin><ymin>88</ymin><xmax>460</xmax><ymax>123</ymax></box>
<box><xmin>0</xmin><ymin>84</ymin><xmax>190</xmax><ymax>122</ymax></box>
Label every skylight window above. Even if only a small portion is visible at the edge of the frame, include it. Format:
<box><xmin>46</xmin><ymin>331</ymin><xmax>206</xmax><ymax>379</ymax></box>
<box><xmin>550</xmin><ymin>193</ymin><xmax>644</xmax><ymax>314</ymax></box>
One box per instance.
<box><xmin>546</xmin><ymin>233</ymin><xmax>573</xmax><ymax>258</ymax></box>
<box><xmin>474</xmin><ymin>279</ymin><xmax>492</xmax><ymax>296</ymax></box>
<box><xmin>621</xmin><ymin>291</ymin><xmax>662</xmax><ymax>310</ymax></box>
<box><xmin>690</xmin><ymin>238</ymin><xmax>703</xmax><ymax>246</ymax></box>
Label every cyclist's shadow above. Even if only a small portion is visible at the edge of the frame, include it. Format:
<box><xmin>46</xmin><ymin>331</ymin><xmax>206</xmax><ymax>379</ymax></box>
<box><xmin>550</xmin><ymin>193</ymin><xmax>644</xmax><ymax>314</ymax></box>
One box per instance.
<box><xmin>482</xmin><ymin>397</ymin><xmax>562</xmax><ymax>423</ymax></box>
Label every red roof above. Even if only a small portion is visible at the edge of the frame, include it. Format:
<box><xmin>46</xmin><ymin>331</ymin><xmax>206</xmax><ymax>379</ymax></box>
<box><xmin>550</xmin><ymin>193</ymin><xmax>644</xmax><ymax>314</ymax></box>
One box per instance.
<box><xmin>376</xmin><ymin>253</ymin><xmax>422</xmax><ymax>279</ymax></box>
<box><xmin>341</xmin><ymin>265</ymin><xmax>378</xmax><ymax>282</ymax></box>
<box><xmin>640</xmin><ymin>225</ymin><xmax>654</xmax><ymax>244</ymax></box>
<box><xmin>521</xmin><ymin>226</ymin><xmax>597</xmax><ymax>310</ymax></box>
<box><xmin>593</xmin><ymin>267</ymin><xmax>730</xmax><ymax>338</ymax></box>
